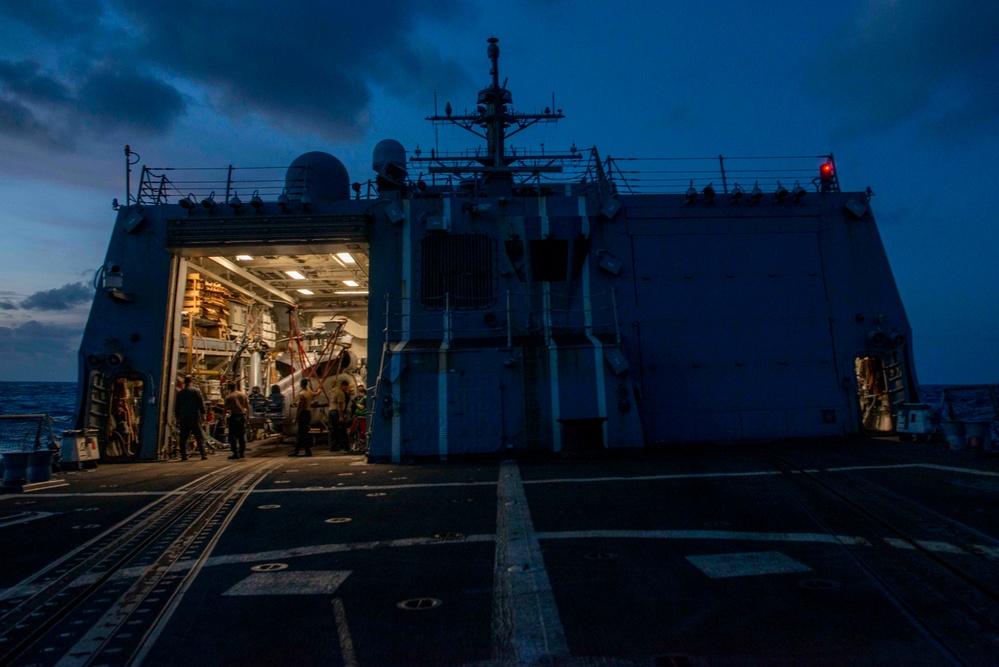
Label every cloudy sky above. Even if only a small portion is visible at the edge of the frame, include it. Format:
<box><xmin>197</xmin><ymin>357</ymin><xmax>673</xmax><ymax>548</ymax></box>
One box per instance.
<box><xmin>0</xmin><ymin>0</ymin><xmax>996</xmax><ymax>384</ymax></box>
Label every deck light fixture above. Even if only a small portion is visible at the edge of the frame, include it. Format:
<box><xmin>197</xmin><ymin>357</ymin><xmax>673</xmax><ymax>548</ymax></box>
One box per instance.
<box><xmin>791</xmin><ymin>181</ymin><xmax>807</xmax><ymax>201</ymax></box>
<box><xmin>201</xmin><ymin>191</ymin><xmax>217</xmax><ymax>210</ymax></box>
<box><xmin>297</xmin><ymin>289</ymin><xmax>314</xmax><ymax>295</ymax></box>
<box><xmin>235</xmin><ymin>255</ymin><xmax>253</xmax><ymax>261</ymax></box>
<box><xmin>702</xmin><ymin>183</ymin><xmax>716</xmax><ymax>203</ymax></box>
<box><xmin>179</xmin><ymin>193</ymin><xmax>197</xmax><ymax>209</ymax></box>
<box><xmin>285</xmin><ymin>270</ymin><xmax>306</xmax><ymax>280</ymax></box>
<box><xmin>250</xmin><ymin>190</ymin><xmax>264</xmax><ymax>210</ymax></box>
<box><xmin>278</xmin><ymin>190</ymin><xmax>290</xmax><ymax>211</ymax></box>
<box><xmin>336</xmin><ymin>252</ymin><xmax>356</xmax><ymax>264</ymax></box>
<box><xmin>343</xmin><ymin>280</ymin><xmax>359</xmax><ymax>287</ymax></box>
<box><xmin>228</xmin><ymin>192</ymin><xmax>242</xmax><ymax>211</ymax></box>
<box><xmin>730</xmin><ymin>183</ymin><xmax>745</xmax><ymax>202</ymax></box>
<box><xmin>774</xmin><ymin>181</ymin><xmax>789</xmax><ymax>202</ymax></box>
<box><xmin>685</xmin><ymin>180</ymin><xmax>697</xmax><ymax>204</ymax></box>
<box><xmin>750</xmin><ymin>181</ymin><xmax>763</xmax><ymax>202</ymax></box>
<box><xmin>301</xmin><ymin>193</ymin><xmax>313</xmax><ymax>212</ymax></box>
<box><xmin>334</xmin><ymin>290</ymin><xmax>369</xmax><ymax>295</ymax></box>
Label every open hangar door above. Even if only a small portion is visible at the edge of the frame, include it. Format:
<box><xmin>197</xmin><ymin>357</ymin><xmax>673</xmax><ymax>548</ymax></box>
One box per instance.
<box><xmin>160</xmin><ymin>245</ymin><xmax>371</xmax><ymax>457</ymax></box>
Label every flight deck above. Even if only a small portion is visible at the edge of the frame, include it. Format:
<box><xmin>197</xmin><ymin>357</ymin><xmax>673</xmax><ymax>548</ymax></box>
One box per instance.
<box><xmin>3</xmin><ymin>438</ymin><xmax>999</xmax><ymax>666</ymax></box>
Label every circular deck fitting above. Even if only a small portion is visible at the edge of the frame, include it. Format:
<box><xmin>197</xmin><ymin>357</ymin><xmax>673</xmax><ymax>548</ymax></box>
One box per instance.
<box><xmin>797</xmin><ymin>578</ymin><xmax>841</xmax><ymax>591</ymax></box>
<box><xmin>584</xmin><ymin>550</ymin><xmax>617</xmax><ymax>561</ymax></box>
<box><xmin>251</xmin><ymin>563</ymin><xmax>288</xmax><ymax>572</ymax></box>
<box><xmin>366</xmin><ymin>492</ymin><xmax>387</xmax><ymax>497</ymax></box>
<box><xmin>325</xmin><ymin>517</ymin><xmax>352</xmax><ymax>524</ymax></box>
<box><xmin>396</xmin><ymin>597</ymin><xmax>442</xmax><ymax>611</ymax></box>
<box><xmin>433</xmin><ymin>532</ymin><xmax>465</xmax><ymax>542</ymax></box>
<box><xmin>257</xmin><ymin>504</ymin><xmax>281</xmax><ymax>510</ymax></box>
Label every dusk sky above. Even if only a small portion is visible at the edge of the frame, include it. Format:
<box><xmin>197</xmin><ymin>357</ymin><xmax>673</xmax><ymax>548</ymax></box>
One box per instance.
<box><xmin>0</xmin><ymin>0</ymin><xmax>996</xmax><ymax>385</ymax></box>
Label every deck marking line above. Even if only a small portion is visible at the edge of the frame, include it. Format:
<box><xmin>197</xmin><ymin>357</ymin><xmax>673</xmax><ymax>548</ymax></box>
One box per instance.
<box><xmin>492</xmin><ymin>459</ymin><xmax>569</xmax><ymax>665</ymax></box>
<box><xmin>251</xmin><ymin>480</ymin><xmax>497</xmax><ymax>493</ymax></box>
<box><xmin>332</xmin><ymin>598</ymin><xmax>358</xmax><ymax>667</ymax></box>
<box><xmin>686</xmin><ymin>551</ymin><xmax>812</xmax><ymax>579</ymax></box>
<box><xmin>917</xmin><ymin>463</ymin><xmax>999</xmax><ymax>478</ymax></box>
<box><xmin>522</xmin><ymin>470</ymin><xmax>784</xmax><ymax>485</ymax></box>
<box><xmin>824</xmin><ymin>464</ymin><xmax>925</xmax><ymax>472</ymax></box>
<box><xmin>223</xmin><ymin>570</ymin><xmax>350</xmax><ymax>595</ymax></box>
<box><xmin>197</xmin><ymin>534</ymin><xmax>495</xmax><ymax>568</ymax></box>
<box><xmin>535</xmin><ymin>529</ymin><xmax>869</xmax><ymax>546</ymax></box>
<box><xmin>0</xmin><ymin>510</ymin><xmax>57</xmax><ymax>528</ymax></box>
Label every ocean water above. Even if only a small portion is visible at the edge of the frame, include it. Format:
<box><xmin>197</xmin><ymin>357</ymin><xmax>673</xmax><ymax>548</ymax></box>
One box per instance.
<box><xmin>0</xmin><ymin>382</ymin><xmax>78</xmax><ymax>449</ymax></box>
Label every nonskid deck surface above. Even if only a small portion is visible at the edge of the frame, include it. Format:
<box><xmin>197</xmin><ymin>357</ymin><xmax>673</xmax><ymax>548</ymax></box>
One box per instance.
<box><xmin>3</xmin><ymin>439</ymin><xmax>999</xmax><ymax>665</ymax></box>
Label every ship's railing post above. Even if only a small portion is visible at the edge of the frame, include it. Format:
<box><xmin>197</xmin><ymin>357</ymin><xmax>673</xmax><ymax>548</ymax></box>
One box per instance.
<box><xmin>719</xmin><ymin>155</ymin><xmax>728</xmax><ymax>194</ymax></box>
<box><xmin>156</xmin><ymin>175</ymin><xmax>168</xmax><ymax>204</ymax></box>
<box><xmin>611</xmin><ymin>286</ymin><xmax>621</xmax><ymax>346</ymax></box>
<box><xmin>506</xmin><ymin>290</ymin><xmax>513</xmax><ymax>348</ymax></box>
<box><xmin>225</xmin><ymin>165</ymin><xmax>233</xmax><ymax>202</ymax></box>
<box><xmin>443</xmin><ymin>293</ymin><xmax>452</xmax><ymax>347</ymax></box>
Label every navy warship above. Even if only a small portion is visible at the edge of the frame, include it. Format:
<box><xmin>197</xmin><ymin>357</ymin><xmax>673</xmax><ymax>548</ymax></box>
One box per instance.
<box><xmin>72</xmin><ymin>37</ymin><xmax>916</xmax><ymax>463</ymax></box>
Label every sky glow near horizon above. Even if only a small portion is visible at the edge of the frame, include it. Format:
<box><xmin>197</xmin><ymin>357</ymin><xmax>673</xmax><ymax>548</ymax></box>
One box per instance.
<box><xmin>0</xmin><ymin>0</ymin><xmax>996</xmax><ymax>384</ymax></box>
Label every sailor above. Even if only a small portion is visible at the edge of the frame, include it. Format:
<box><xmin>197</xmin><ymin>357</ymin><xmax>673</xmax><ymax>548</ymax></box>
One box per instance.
<box><xmin>174</xmin><ymin>375</ymin><xmax>208</xmax><ymax>461</ymax></box>
<box><xmin>328</xmin><ymin>379</ymin><xmax>350</xmax><ymax>452</ymax></box>
<box><xmin>291</xmin><ymin>378</ymin><xmax>314</xmax><ymax>456</ymax></box>
<box><xmin>224</xmin><ymin>381</ymin><xmax>250</xmax><ymax>459</ymax></box>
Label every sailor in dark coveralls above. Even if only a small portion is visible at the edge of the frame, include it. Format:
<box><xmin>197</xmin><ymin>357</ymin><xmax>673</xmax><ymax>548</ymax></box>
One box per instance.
<box><xmin>224</xmin><ymin>381</ymin><xmax>250</xmax><ymax>459</ymax></box>
<box><xmin>175</xmin><ymin>375</ymin><xmax>207</xmax><ymax>460</ymax></box>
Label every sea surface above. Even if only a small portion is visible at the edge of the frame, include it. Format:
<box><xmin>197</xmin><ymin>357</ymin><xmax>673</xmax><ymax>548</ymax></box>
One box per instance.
<box><xmin>0</xmin><ymin>382</ymin><xmax>78</xmax><ymax>449</ymax></box>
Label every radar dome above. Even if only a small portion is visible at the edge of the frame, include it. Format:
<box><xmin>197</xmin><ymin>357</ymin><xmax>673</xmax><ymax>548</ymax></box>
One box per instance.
<box><xmin>373</xmin><ymin>139</ymin><xmax>407</xmax><ymax>187</ymax></box>
<box><xmin>285</xmin><ymin>151</ymin><xmax>350</xmax><ymax>202</ymax></box>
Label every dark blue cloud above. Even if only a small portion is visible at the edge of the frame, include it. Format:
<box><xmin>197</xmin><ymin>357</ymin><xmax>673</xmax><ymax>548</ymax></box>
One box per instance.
<box><xmin>19</xmin><ymin>282</ymin><xmax>93</xmax><ymax>311</ymax></box>
<box><xmin>0</xmin><ymin>0</ymin><xmax>472</xmax><ymax>147</ymax></box>
<box><xmin>813</xmin><ymin>0</ymin><xmax>999</xmax><ymax>141</ymax></box>
<box><xmin>0</xmin><ymin>300</ymin><xmax>17</xmax><ymax>310</ymax></box>
<box><xmin>77</xmin><ymin>64</ymin><xmax>186</xmax><ymax>135</ymax></box>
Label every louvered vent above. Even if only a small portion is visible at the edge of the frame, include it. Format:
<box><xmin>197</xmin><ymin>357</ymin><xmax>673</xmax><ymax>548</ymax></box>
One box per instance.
<box><xmin>421</xmin><ymin>234</ymin><xmax>494</xmax><ymax>309</ymax></box>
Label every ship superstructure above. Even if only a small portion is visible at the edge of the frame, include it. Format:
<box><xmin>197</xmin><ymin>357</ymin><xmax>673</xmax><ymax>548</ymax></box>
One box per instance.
<box><xmin>74</xmin><ymin>39</ymin><xmax>917</xmax><ymax>462</ymax></box>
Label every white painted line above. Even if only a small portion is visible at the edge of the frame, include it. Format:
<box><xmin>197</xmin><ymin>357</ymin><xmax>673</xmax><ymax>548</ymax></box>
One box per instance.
<box><xmin>917</xmin><ymin>463</ymin><xmax>999</xmax><ymax>478</ymax></box>
<box><xmin>522</xmin><ymin>470</ymin><xmax>785</xmax><ymax>485</ymax></box>
<box><xmin>223</xmin><ymin>570</ymin><xmax>350</xmax><ymax>596</ymax></box>
<box><xmin>535</xmin><ymin>529</ymin><xmax>870</xmax><ymax>547</ymax></box>
<box><xmin>824</xmin><ymin>464</ymin><xmax>926</xmax><ymax>472</ymax></box>
<box><xmin>883</xmin><ymin>538</ymin><xmax>916</xmax><ymax>550</ymax></box>
<box><xmin>251</xmin><ymin>480</ymin><xmax>497</xmax><ymax>493</ymax></box>
<box><xmin>492</xmin><ymin>459</ymin><xmax>569</xmax><ymax>665</ymax></box>
<box><xmin>969</xmin><ymin>545</ymin><xmax>999</xmax><ymax>559</ymax></box>
<box><xmin>332</xmin><ymin>598</ymin><xmax>358</xmax><ymax>667</ymax></box>
<box><xmin>914</xmin><ymin>540</ymin><xmax>967</xmax><ymax>554</ymax></box>
<box><xmin>686</xmin><ymin>551</ymin><xmax>812</xmax><ymax>579</ymax></box>
<box><xmin>0</xmin><ymin>510</ymin><xmax>57</xmax><ymax>528</ymax></box>
<box><xmin>200</xmin><ymin>534</ymin><xmax>496</xmax><ymax>568</ymax></box>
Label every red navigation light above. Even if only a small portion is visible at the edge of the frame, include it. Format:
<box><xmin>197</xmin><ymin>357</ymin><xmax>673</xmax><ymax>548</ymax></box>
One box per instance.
<box><xmin>819</xmin><ymin>161</ymin><xmax>835</xmax><ymax>191</ymax></box>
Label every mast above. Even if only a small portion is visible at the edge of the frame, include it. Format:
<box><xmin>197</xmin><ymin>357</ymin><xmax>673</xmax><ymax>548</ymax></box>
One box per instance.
<box><xmin>415</xmin><ymin>38</ymin><xmax>577</xmax><ymax>194</ymax></box>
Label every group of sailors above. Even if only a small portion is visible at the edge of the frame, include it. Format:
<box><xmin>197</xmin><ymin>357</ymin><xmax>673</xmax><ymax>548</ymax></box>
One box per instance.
<box><xmin>172</xmin><ymin>375</ymin><xmax>367</xmax><ymax>461</ymax></box>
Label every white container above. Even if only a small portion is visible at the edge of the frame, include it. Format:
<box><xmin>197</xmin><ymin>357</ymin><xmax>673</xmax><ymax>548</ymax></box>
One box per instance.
<box><xmin>61</xmin><ymin>429</ymin><xmax>100</xmax><ymax>467</ymax></box>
